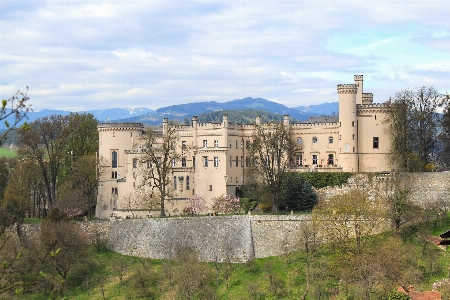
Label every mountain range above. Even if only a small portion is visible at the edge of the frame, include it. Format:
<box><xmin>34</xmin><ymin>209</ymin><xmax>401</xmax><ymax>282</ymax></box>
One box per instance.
<box><xmin>0</xmin><ymin>98</ymin><xmax>338</xmax><ymax>129</ymax></box>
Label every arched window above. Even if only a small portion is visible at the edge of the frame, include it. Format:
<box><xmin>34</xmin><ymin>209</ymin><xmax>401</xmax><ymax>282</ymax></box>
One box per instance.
<box><xmin>312</xmin><ymin>136</ymin><xmax>318</xmax><ymax>144</ymax></box>
<box><xmin>328</xmin><ymin>136</ymin><xmax>334</xmax><ymax>144</ymax></box>
<box><xmin>186</xmin><ymin>176</ymin><xmax>190</xmax><ymax>190</ymax></box>
<box><xmin>297</xmin><ymin>137</ymin><xmax>302</xmax><ymax>145</ymax></box>
<box><xmin>112</xmin><ymin>151</ymin><xmax>117</xmax><ymax>168</ymax></box>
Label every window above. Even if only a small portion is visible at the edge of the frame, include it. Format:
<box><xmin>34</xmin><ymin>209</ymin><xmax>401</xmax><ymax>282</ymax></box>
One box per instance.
<box><xmin>182</xmin><ymin>141</ymin><xmax>186</xmax><ymax>150</ymax></box>
<box><xmin>111</xmin><ymin>171</ymin><xmax>117</xmax><ymax>179</ymax></box>
<box><xmin>171</xmin><ymin>158</ymin><xmax>176</xmax><ymax>167</ymax></box>
<box><xmin>373</xmin><ymin>137</ymin><xmax>379</xmax><ymax>149</ymax></box>
<box><xmin>312</xmin><ymin>136</ymin><xmax>318</xmax><ymax>144</ymax></box>
<box><xmin>203</xmin><ymin>156</ymin><xmax>208</xmax><ymax>167</ymax></box>
<box><xmin>246</xmin><ymin>157</ymin><xmax>250</xmax><ymax>167</ymax></box>
<box><xmin>113</xmin><ymin>132</ymin><xmax>115</xmax><ymax>137</ymax></box>
<box><xmin>186</xmin><ymin>176</ymin><xmax>190</xmax><ymax>190</ymax></box>
<box><xmin>230</xmin><ymin>156</ymin><xmax>232</xmax><ymax>167</ymax></box>
<box><xmin>241</xmin><ymin>140</ymin><xmax>243</xmax><ymax>149</ymax></box>
<box><xmin>133</xmin><ymin>172</ymin><xmax>136</xmax><ymax>179</ymax></box>
<box><xmin>265</xmin><ymin>155</ymin><xmax>270</xmax><ymax>165</ymax></box>
<box><xmin>171</xmin><ymin>142</ymin><xmax>175</xmax><ymax>150</ymax></box>
<box><xmin>193</xmin><ymin>156</ymin><xmax>196</xmax><ymax>168</ymax></box>
<box><xmin>352</xmin><ymin>134</ymin><xmax>355</xmax><ymax>140</ymax></box>
<box><xmin>209</xmin><ymin>185</ymin><xmax>213</xmax><ymax>191</ymax></box>
<box><xmin>112</xmin><ymin>151</ymin><xmax>117</xmax><ymax>168</ymax></box>
<box><xmin>328</xmin><ymin>154</ymin><xmax>334</xmax><ymax>165</ymax></box>
<box><xmin>203</xmin><ymin>140</ymin><xmax>208</xmax><ymax>148</ymax></box>
<box><xmin>147</xmin><ymin>161</ymin><xmax>152</xmax><ymax>168</ymax></box>
<box><xmin>328</xmin><ymin>136</ymin><xmax>334</xmax><ymax>144</ymax></box>
<box><xmin>353</xmin><ymin>147</ymin><xmax>355</xmax><ymax>153</ymax></box>
<box><xmin>312</xmin><ymin>155</ymin><xmax>318</xmax><ymax>165</ymax></box>
<box><xmin>112</xmin><ymin>187</ymin><xmax>118</xmax><ymax>195</ymax></box>
<box><xmin>133</xmin><ymin>158</ymin><xmax>138</xmax><ymax>168</ymax></box>
<box><xmin>182</xmin><ymin>157</ymin><xmax>187</xmax><ymax>167</ymax></box>
<box><xmin>236</xmin><ymin>140</ymin><xmax>238</xmax><ymax>149</ymax></box>
<box><xmin>130</xmin><ymin>132</ymin><xmax>133</xmax><ymax>137</ymax></box>
<box><xmin>246</xmin><ymin>141</ymin><xmax>250</xmax><ymax>149</ymax></box>
<box><xmin>241</xmin><ymin>156</ymin><xmax>244</xmax><ymax>167</ymax></box>
<box><xmin>352</xmin><ymin>121</ymin><xmax>355</xmax><ymax>127</ymax></box>
<box><xmin>297</xmin><ymin>137</ymin><xmax>302</xmax><ymax>145</ymax></box>
<box><xmin>296</xmin><ymin>154</ymin><xmax>303</xmax><ymax>166</ymax></box>
<box><xmin>236</xmin><ymin>156</ymin><xmax>239</xmax><ymax>167</ymax></box>
<box><xmin>214</xmin><ymin>140</ymin><xmax>219</xmax><ymax>147</ymax></box>
<box><xmin>133</xmin><ymin>182</ymin><xmax>136</xmax><ymax>188</ymax></box>
<box><xmin>375</xmin><ymin>115</ymin><xmax>377</xmax><ymax>120</ymax></box>
<box><xmin>214</xmin><ymin>157</ymin><xmax>219</xmax><ymax>167</ymax></box>
<box><xmin>229</xmin><ymin>140</ymin><xmax>232</xmax><ymax>148</ymax></box>
<box><xmin>174</xmin><ymin>176</ymin><xmax>177</xmax><ymax>190</ymax></box>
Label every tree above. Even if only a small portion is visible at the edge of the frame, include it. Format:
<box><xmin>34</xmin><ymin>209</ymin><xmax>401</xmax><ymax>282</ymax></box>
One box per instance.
<box><xmin>1</xmin><ymin>88</ymin><xmax>31</xmax><ymax>146</ymax></box>
<box><xmin>18</xmin><ymin>115</ymin><xmax>71</xmax><ymax>211</ymax></box>
<box><xmin>281</xmin><ymin>172</ymin><xmax>317</xmax><ymax>211</ymax></box>
<box><xmin>210</xmin><ymin>194</ymin><xmax>241</xmax><ymax>214</ymax></box>
<box><xmin>379</xmin><ymin>176</ymin><xmax>422</xmax><ymax>232</ymax></box>
<box><xmin>58</xmin><ymin>155</ymin><xmax>98</xmax><ymax>219</ymax></box>
<box><xmin>137</xmin><ymin>125</ymin><xmax>186</xmax><ymax>216</ymax></box>
<box><xmin>384</xmin><ymin>87</ymin><xmax>444</xmax><ymax>171</ymax></box>
<box><xmin>184</xmin><ymin>195</ymin><xmax>206</xmax><ymax>215</ymax></box>
<box><xmin>247</xmin><ymin>122</ymin><xmax>297</xmax><ymax>213</ymax></box>
<box><xmin>438</xmin><ymin>96</ymin><xmax>450</xmax><ymax>167</ymax></box>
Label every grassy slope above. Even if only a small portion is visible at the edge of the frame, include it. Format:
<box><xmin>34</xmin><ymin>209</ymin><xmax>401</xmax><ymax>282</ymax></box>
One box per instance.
<box><xmin>15</xmin><ymin>217</ymin><xmax>450</xmax><ymax>299</ymax></box>
<box><xmin>0</xmin><ymin>148</ymin><xmax>16</xmax><ymax>158</ymax></box>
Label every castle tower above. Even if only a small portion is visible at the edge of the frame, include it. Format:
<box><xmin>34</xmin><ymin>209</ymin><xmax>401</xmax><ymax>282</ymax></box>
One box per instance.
<box><xmin>338</xmin><ymin>84</ymin><xmax>358</xmax><ymax>172</ymax></box>
<box><xmin>354</xmin><ymin>75</ymin><xmax>363</xmax><ymax>105</ymax></box>
<box><xmin>96</xmin><ymin>122</ymin><xmax>145</xmax><ymax>218</ymax></box>
<box><xmin>283</xmin><ymin>115</ymin><xmax>290</xmax><ymax>132</ymax></box>
<box><xmin>163</xmin><ymin>118</ymin><xmax>168</xmax><ymax>136</ymax></box>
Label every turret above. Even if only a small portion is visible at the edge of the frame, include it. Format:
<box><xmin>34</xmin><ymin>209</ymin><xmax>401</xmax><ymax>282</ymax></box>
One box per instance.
<box><xmin>163</xmin><ymin>118</ymin><xmax>168</xmax><ymax>136</ymax></box>
<box><xmin>354</xmin><ymin>75</ymin><xmax>363</xmax><ymax>105</ymax></box>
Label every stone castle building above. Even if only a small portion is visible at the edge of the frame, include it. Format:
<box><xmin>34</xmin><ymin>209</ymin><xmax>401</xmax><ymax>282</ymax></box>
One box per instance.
<box><xmin>96</xmin><ymin>75</ymin><xmax>391</xmax><ymax>218</ymax></box>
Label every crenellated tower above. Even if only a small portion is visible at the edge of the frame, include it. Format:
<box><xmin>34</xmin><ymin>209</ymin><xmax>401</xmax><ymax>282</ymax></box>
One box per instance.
<box><xmin>337</xmin><ymin>84</ymin><xmax>358</xmax><ymax>172</ymax></box>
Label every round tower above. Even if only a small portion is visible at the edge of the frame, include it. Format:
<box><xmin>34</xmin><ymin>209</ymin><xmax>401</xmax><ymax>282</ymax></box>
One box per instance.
<box><xmin>337</xmin><ymin>84</ymin><xmax>358</xmax><ymax>172</ymax></box>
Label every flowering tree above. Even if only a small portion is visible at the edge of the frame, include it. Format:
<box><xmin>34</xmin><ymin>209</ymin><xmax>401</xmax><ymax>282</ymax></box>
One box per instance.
<box><xmin>184</xmin><ymin>195</ymin><xmax>206</xmax><ymax>215</ymax></box>
<box><xmin>210</xmin><ymin>194</ymin><xmax>241</xmax><ymax>214</ymax></box>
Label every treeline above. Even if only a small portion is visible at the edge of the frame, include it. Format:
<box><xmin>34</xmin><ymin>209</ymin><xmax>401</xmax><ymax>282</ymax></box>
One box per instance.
<box><xmin>0</xmin><ymin>113</ymin><xmax>99</xmax><ymax>220</ymax></box>
<box><xmin>195</xmin><ymin>109</ymin><xmax>301</xmax><ymax>124</ymax></box>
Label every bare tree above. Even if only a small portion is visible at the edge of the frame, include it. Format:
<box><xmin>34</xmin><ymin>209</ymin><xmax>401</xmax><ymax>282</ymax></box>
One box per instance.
<box><xmin>384</xmin><ymin>87</ymin><xmax>444</xmax><ymax>171</ymax></box>
<box><xmin>136</xmin><ymin>124</ymin><xmax>187</xmax><ymax>216</ymax></box>
<box><xmin>247</xmin><ymin>121</ymin><xmax>297</xmax><ymax>212</ymax></box>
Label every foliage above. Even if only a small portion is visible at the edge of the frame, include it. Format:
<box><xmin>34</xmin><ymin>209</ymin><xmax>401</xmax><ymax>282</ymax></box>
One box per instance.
<box><xmin>247</xmin><ymin>122</ymin><xmax>298</xmax><ymax>212</ymax></box>
<box><xmin>184</xmin><ymin>195</ymin><xmax>206</xmax><ymax>215</ymax></box>
<box><xmin>43</xmin><ymin>207</ymin><xmax>69</xmax><ymax>224</ymax></box>
<box><xmin>258</xmin><ymin>202</ymin><xmax>272</xmax><ymax>213</ymax></box>
<box><xmin>0</xmin><ymin>148</ymin><xmax>17</xmax><ymax>158</ymax></box>
<box><xmin>384</xmin><ymin>87</ymin><xmax>444</xmax><ymax>171</ymax></box>
<box><xmin>281</xmin><ymin>172</ymin><xmax>317</xmax><ymax>211</ymax></box>
<box><xmin>210</xmin><ymin>194</ymin><xmax>241</xmax><ymax>214</ymax></box>
<box><xmin>239</xmin><ymin>197</ymin><xmax>257</xmax><ymax>213</ymax></box>
<box><xmin>0</xmin><ymin>88</ymin><xmax>32</xmax><ymax>147</ymax></box>
<box><xmin>297</xmin><ymin>172</ymin><xmax>352</xmax><ymax>189</ymax></box>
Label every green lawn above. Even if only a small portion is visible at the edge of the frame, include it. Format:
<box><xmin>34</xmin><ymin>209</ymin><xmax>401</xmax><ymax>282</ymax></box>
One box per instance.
<box><xmin>0</xmin><ymin>147</ymin><xmax>16</xmax><ymax>158</ymax></box>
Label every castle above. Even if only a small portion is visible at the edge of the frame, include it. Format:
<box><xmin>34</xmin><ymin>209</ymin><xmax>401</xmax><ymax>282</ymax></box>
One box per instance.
<box><xmin>96</xmin><ymin>75</ymin><xmax>391</xmax><ymax>218</ymax></box>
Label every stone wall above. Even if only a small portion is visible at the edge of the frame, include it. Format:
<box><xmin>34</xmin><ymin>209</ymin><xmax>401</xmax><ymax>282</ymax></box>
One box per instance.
<box><xmin>105</xmin><ymin>215</ymin><xmax>311</xmax><ymax>262</ymax></box>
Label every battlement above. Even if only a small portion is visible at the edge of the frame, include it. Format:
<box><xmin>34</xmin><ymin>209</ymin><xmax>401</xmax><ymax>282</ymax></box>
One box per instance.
<box><xmin>337</xmin><ymin>84</ymin><xmax>358</xmax><ymax>94</ymax></box>
<box><xmin>362</xmin><ymin>93</ymin><xmax>373</xmax><ymax>104</ymax></box>
<box><xmin>357</xmin><ymin>103</ymin><xmax>387</xmax><ymax>108</ymax></box>
<box><xmin>354</xmin><ymin>75</ymin><xmax>363</xmax><ymax>81</ymax></box>
<box><xmin>98</xmin><ymin>122</ymin><xmax>144</xmax><ymax>130</ymax></box>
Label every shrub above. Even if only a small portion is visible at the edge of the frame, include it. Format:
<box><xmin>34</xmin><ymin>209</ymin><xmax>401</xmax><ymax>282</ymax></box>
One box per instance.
<box><xmin>259</xmin><ymin>203</ymin><xmax>272</xmax><ymax>213</ymax></box>
<box><xmin>210</xmin><ymin>194</ymin><xmax>241</xmax><ymax>214</ymax></box>
<box><xmin>239</xmin><ymin>198</ymin><xmax>257</xmax><ymax>213</ymax></box>
<box><xmin>184</xmin><ymin>195</ymin><xmax>206</xmax><ymax>215</ymax></box>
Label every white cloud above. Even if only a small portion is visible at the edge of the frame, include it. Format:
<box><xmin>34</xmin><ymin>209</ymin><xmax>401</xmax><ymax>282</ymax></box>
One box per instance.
<box><xmin>1</xmin><ymin>0</ymin><xmax>450</xmax><ymax>111</ymax></box>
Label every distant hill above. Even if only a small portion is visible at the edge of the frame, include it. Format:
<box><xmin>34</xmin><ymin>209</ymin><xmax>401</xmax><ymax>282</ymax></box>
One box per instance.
<box><xmin>0</xmin><ymin>97</ymin><xmax>338</xmax><ymax>129</ymax></box>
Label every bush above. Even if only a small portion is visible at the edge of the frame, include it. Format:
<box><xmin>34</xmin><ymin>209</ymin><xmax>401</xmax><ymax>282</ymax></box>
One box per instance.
<box><xmin>44</xmin><ymin>208</ymin><xmax>69</xmax><ymax>224</ymax></box>
<box><xmin>210</xmin><ymin>194</ymin><xmax>241</xmax><ymax>214</ymax></box>
<box><xmin>184</xmin><ymin>195</ymin><xmax>206</xmax><ymax>215</ymax></box>
<box><xmin>259</xmin><ymin>203</ymin><xmax>272</xmax><ymax>213</ymax></box>
<box><xmin>240</xmin><ymin>198</ymin><xmax>257</xmax><ymax>213</ymax></box>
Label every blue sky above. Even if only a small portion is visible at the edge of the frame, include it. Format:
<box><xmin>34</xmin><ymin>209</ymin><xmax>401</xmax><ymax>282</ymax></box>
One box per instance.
<box><xmin>1</xmin><ymin>0</ymin><xmax>449</xmax><ymax>111</ymax></box>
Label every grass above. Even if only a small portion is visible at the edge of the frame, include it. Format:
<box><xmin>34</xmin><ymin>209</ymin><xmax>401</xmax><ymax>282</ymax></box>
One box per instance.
<box><xmin>0</xmin><ymin>147</ymin><xmax>16</xmax><ymax>158</ymax></box>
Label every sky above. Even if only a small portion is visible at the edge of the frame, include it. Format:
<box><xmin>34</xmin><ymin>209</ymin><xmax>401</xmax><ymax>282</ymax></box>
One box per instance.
<box><xmin>1</xmin><ymin>0</ymin><xmax>450</xmax><ymax>112</ymax></box>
